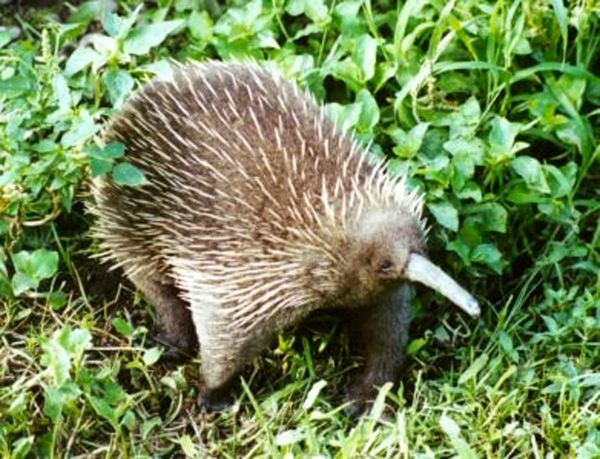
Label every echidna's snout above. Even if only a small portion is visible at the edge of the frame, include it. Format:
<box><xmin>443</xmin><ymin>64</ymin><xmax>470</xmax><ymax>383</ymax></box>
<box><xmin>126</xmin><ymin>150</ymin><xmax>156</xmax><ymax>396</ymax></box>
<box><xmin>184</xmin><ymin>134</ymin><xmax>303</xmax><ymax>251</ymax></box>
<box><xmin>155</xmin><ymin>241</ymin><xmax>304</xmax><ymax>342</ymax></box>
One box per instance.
<box><xmin>404</xmin><ymin>253</ymin><xmax>480</xmax><ymax>317</ymax></box>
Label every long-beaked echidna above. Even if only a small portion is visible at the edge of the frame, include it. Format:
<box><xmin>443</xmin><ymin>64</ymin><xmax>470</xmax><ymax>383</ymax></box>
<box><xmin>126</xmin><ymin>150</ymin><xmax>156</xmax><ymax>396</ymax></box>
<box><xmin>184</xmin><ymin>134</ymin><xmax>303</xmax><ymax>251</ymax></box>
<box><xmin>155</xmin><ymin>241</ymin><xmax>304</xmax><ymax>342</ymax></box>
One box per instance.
<box><xmin>90</xmin><ymin>60</ymin><xmax>480</xmax><ymax>414</ymax></box>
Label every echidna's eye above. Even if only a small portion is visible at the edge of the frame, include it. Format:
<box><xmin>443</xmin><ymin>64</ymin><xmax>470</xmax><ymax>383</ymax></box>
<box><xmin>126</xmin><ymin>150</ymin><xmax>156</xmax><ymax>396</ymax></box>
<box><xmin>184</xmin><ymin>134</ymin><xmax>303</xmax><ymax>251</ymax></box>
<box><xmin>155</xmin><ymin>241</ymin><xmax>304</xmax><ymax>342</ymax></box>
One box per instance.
<box><xmin>379</xmin><ymin>259</ymin><xmax>393</xmax><ymax>273</ymax></box>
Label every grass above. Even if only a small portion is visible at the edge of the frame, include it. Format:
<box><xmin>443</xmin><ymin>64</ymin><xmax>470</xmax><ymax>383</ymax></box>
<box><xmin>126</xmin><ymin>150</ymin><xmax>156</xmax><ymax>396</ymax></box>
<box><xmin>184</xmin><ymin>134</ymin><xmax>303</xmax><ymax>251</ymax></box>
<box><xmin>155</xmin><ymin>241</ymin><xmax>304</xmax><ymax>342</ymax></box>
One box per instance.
<box><xmin>0</xmin><ymin>0</ymin><xmax>599</xmax><ymax>457</ymax></box>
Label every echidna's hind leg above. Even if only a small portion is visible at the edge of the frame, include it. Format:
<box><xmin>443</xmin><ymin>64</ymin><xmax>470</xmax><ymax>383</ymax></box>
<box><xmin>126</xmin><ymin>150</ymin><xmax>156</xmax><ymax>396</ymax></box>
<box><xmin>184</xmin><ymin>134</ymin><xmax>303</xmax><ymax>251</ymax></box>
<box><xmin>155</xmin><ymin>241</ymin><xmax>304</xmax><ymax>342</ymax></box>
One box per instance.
<box><xmin>345</xmin><ymin>284</ymin><xmax>412</xmax><ymax>416</ymax></box>
<box><xmin>127</xmin><ymin>269</ymin><xmax>199</xmax><ymax>362</ymax></box>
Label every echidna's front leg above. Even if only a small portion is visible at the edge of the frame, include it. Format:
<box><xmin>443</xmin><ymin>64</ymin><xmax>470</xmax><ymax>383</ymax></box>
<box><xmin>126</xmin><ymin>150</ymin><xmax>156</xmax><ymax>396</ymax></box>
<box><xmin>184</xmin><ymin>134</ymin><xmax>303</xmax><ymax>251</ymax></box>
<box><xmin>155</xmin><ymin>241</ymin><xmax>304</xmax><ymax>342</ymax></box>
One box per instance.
<box><xmin>345</xmin><ymin>284</ymin><xmax>412</xmax><ymax>416</ymax></box>
<box><xmin>128</xmin><ymin>270</ymin><xmax>198</xmax><ymax>361</ymax></box>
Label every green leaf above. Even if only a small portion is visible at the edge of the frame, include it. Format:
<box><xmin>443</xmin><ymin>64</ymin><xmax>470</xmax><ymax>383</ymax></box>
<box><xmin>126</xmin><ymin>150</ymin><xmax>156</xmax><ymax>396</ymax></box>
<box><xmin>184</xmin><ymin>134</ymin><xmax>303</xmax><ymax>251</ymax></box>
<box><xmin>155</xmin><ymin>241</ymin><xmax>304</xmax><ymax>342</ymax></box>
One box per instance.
<box><xmin>510</xmin><ymin>156</ymin><xmax>549</xmax><ymax>193</ymax></box>
<box><xmin>11</xmin><ymin>272</ymin><xmax>37</xmax><ymax>296</ymax></box>
<box><xmin>65</xmin><ymin>46</ymin><xmax>104</xmax><ymax>75</ymax></box>
<box><xmin>356</xmin><ymin>89</ymin><xmax>380</xmax><ymax>131</ymax></box>
<box><xmin>439</xmin><ymin>414</ymin><xmax>478</xmax><ymax>459</ymax></box>
<box><xmin>142</xmin><ymin>347</ymin><xmax>162</xmax><ymax>366</ymax></box>
<box><xmin>179</xmin><ymin>435</ymin><xmax>202</xmax><ymax>457</ymax></box>
<box><xmin>353</xmin><ymin>34</ymin><xmax>378</xmax><ymax>81</ymax></box>
<box><xmin>324</xmin><ymin>102</ymin><xmax>362</xmax><ymax>131</ymax></box>
<box><xmin>0</xmin><ymin>29</ymin><xmax>13</xmax><ymax>48</ymax></box>
<box><xmin>471</xmin><ymin>243</ymin><xmax>504</xmax><ymax>274</ymax></box>
<box><xmin>52</xmin><ymin>74</ymin><xmax>71</xmax><ymax>112</ymax></box>
<box><xmin>489</xmin><ymin>116</ymin><xmax>520</xmax><ymax>151</ymax></box>
<box><xmin>0</xmin><ymin>75</ymin><xmax>33</xmax><ymax>98</ymax></box>
<box><xmin>543</xmin><ymin>164</ymin><xmax>572</xmax><ymax>198</ymax></box>
<box><xmin>391</xmin><ymin>123</ymin><xmax>429</xmax><ymax>159</ymax></box>
<box><xmin>112</xmin><ymin>317</ymin><xmax>133</xmax><ymax>337</ymax></box>
<box><xmin>103</xmin><ymin>69</ymin><xmax>134</xmax><ymax>108</ymax></box>
<box><xmin>124</xmin><ymin>20</ymin><xmax>184</xmax><ymax>56</ymax></box>
<box><xmin>188</xmin><ymin>10</ymin><xmax>213</xmax><ymax>43</ymax></box>
<box><xmin>101</xmin><ymin>7</ymin><xmax>139</xmax><ymax>38</ymax></box>
<box><xmin>11</xmin><ymin>436</ymin><xmax>33</xmax><ymax>459</ymax></box>
<box><xmin>43</xmin><ymin>381</ymin><xmax>81</xmax><ymax>423</ymax></box>
<box><xmin>87</xmin><ymin>142</ymin><xmax>126</xmax><ymax>160</ymax></box>
<box><xmin>11</xmin><ymin>249</ymin><xmax>58</xmax><ymax>294</ymax></box>
<box><xmin>61</xmin><ymin>111</ymin><xmax>100</xmax><ymax>147</ymax></box>
<box><xmin>287</xmin><ymin>0</ymin><xmax>328</xmax><ymax>23</ymax></box>
<box><xmin>550</xmin><ymin>0</ymin><xmax>568</xmax><ymax>55</ymax></box>
<box><xmin>112</xmin><ymin>162</ymin><xmax>147</xmax><ymax>186</ymax></box>
<box><xmin>302</xmin><ymin>379</ymin><xmax>327</xmax><ymax>410</ymax></box>
<box><xmin>141</xmin><ymin>417</ymin><xmax>163</xmax><ymax>440</ymax></box>
<box><xmin>30</xmin><ymin>249</ymin><xmax>59</xmax><ymax>280</ymax></box>
<box><xmin>458</xmin><ymin>353</ymin><xmax>489</xmax><ymax>385</ymax></box>
<box><xmin>428</xmin><ymin>201</ymin><xmax>459</xmax><ymax>232</ymax></box>
<box><xmin>90</xmin><ymin>157</ymin><xmax>114</xmax><ymax>177</ymax></box>
<box><xmin>465</xmin><ymin>203</ymin><xmax>507</xmax><ymax>233</ymax></box>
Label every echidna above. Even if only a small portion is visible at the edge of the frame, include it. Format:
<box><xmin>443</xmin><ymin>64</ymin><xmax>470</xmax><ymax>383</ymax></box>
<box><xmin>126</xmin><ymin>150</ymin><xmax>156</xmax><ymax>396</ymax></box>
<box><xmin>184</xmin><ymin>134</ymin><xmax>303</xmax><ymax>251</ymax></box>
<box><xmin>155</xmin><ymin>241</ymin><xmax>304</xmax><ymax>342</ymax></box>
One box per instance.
<box><xmin>91</xmin><ymin>61</ymin><xmax>480</xmax><ymax>414</ymax></box>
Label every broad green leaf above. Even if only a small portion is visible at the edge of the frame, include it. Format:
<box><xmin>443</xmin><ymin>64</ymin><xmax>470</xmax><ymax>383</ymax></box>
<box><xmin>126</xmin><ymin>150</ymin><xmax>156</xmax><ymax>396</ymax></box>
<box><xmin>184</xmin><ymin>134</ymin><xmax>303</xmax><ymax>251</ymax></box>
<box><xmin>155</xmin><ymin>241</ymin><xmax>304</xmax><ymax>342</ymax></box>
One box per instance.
<box><xmin>11</xmin><ymin>272</ymin><xmax>37</xmax><ymax>296</ymax></box>
<box><xmin>356</xmin><ymin>89</ymin><xmax>380</xmax><ymax>131</ymax></box>
<box><xmin>353</xmin><ymin>34</ymin><xmax>378</xmax><ymax>81</ymax></box>
<box><xmin>11</xmin><ymin>436</ymin><xmax>33</xmax><ymax>459</ymax></box>
<box><xmin>0</xmin><ymin>75</ymin><xmax>32</xmax><ymax>98</ymax></box>
<box><xmin>30</xmin><ymin>249</ymin><xmax>59</xmax><ymax>280</ymax></box>
<box><xmin>52</xmin><ymin>74</ymin><xmax>71</xmax><ymax>112</ymax></box>
<box><xmin>90</xmin><ymin>157</ymin><xmax>114</xmax><ymax>177</ymax></box>
<box><xmin>428</xmin><ymin>201</ymin><xmax>459</xmax><ymax>232</ymax></box>
<box><xmin>391</xmin><ymin>123</ymin><xmax>429</xmax><ymax>159</ymax></box>
<box><xmin>287</xmin><ymin>0</ymin><xmax>328</xmax><ymax>23</ymax></box>
<box><xmin>506</xmin><ymin>183</ymin><xmax>546</xmax><ymax>204</ymax></box>
<box><xmin>88</xmin><ymin>142</ymin><xmax>126</xmax><ymax>160</ymax></box>
<box><xmin>510</xmin><ymin>156</ymin><xmax>549</xmax><ymax>193</ymax></box>
<box><xmin>489</xmin><ymin>116</ymin><xmax>520</xmax><ymax>151</ymax></box>
<box><xmin>101</xmin><ymin>7</ymin><xmax>139</xmax><ymax>38</ymax></box>
<box><xmin>188</xmin><ymin>10</ymin><xmax>213</xmax><ymax>43</ymax></box>
<box><xmin>68</xmin><ymin>1</ymin><xmax>102</xmax><ymax>23</ymax></box>
<box><xmin>11</xmin><ymin>249</ymin><xmax>58</xmax><ymax>294</ymax></box>
<box><xmin>112</xmin><ymin>162</ymin><xmax>147</xmax><ymax>186</ymax></box>
<box><xmin>465</xmin><ymin>202</ymin><xmax>507</xmax><ymax>233</ymax></box>
<box><xmin>443</xmin><ymin>137</ymin><xmax>485</xmax><ymax>163</ymax></box>
<box><xmin>179</xmin><ymin>435</ymin><xmax>202</xmax><ymax>458</ymax></box>
<box><xmin>124</xmin><ymin>20</ymin><xmax>184</xmax><ymax>55</ymax></box>
<box><xmin>454</xmin><ymin>182</ymin><xmax>482</xmax><ymax>202</ymax></box>
<box><xmin>65</xmin><ymin>46</ymin><xmax>104</xmax><ymax>75</ymax></box>
<box><xmin>43</xmin><ymin>381</ymin><xmax>81</xmax><ymax>423</ymax></box>
<box><xmin>103</xmin><ymin>69</ymin><xmax>134</xmax><ymax>108</ymax></box>
<box><xmin>543</xmin><ymin>164</ymin><xmax>572</xmax><ymax>198</ymax></box>
<box><xmin>142</xmin><ymin>347</ymin><xmax>162</xmax><ymax>366</ymax></box>
<box><xmin>112</xmin><ymin>317</ymin><xmax>133</xmax><ymax>337</ymax></box>
<box><xmin>61</xmin><ymin>112</ymin><xmax>100</xmax><ymax>147</ymax></box>
<box><xmin>471</xmin><ymin>243</ymin><xmax>505</xmax><ymax>274</ymax></box>
<box><xmin>324</xmin><ymin>102</ymin><xmax>362</xmax><ymax>131</ymax></box>
<box><xmin>0</xmin><ymin>29</ymin><xmax>12</xmax><ymax>48</ymax></box>
<box><xmin>141</xmin><ymin>417</ymin><xmax>162</xmax><ymax>440</ymax></box>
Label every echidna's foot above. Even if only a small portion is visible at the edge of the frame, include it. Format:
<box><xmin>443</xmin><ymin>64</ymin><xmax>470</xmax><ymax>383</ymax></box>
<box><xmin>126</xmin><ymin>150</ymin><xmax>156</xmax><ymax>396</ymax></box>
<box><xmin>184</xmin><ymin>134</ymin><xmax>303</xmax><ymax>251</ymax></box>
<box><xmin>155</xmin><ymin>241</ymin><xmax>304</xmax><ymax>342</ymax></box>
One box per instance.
<box><xmin>344</xmin><ymin>375</ymin><xmax>378</xmax><ymax>417</ymax></box>
<box><xmin>197</xmin><ymin>384</ymin><xmax>235</xmax><ymax>412</ymax></box>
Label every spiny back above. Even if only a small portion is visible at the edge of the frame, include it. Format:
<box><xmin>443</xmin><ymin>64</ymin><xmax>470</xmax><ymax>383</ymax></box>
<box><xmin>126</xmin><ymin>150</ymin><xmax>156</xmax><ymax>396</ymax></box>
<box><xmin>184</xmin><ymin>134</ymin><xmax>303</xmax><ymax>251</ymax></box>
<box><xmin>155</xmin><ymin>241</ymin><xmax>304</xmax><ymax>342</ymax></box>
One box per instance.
<box><xmin>92</xmin><ymin>61</ymin><xmax>424</xmax><ymax>324</ymax></box>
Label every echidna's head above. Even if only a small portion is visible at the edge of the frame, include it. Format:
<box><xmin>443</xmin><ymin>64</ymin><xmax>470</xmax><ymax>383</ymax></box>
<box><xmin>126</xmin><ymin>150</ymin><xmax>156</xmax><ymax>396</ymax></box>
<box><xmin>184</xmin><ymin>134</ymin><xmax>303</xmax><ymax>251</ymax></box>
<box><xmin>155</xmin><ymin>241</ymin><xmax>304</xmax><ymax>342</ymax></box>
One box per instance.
<box><xmin>341</xmin><ymin>207</ymin><xmax>480</xmax><ymax>317</ymax></box>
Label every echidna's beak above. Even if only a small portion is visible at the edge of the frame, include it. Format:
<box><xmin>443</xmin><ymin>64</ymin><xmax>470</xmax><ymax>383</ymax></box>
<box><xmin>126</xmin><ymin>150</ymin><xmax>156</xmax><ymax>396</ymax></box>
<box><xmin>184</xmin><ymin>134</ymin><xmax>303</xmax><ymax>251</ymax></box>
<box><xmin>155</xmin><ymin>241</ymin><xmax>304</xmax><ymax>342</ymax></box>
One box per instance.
<box><xmin>405</xmin><ymin>253</ymin><xmax>480</xmax><ymax>317</ymax></box>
